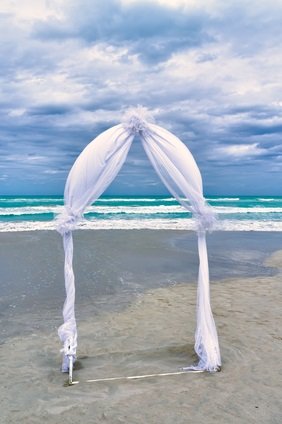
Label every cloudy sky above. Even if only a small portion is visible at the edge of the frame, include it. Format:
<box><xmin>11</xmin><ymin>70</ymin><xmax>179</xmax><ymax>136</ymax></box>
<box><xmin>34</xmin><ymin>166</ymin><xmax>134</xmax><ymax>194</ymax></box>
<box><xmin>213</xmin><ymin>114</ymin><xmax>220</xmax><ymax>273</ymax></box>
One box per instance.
<box><xmin>1</xmin><ymin>0</ymin><xmax>282</xmax><ymax>195</ymax></box>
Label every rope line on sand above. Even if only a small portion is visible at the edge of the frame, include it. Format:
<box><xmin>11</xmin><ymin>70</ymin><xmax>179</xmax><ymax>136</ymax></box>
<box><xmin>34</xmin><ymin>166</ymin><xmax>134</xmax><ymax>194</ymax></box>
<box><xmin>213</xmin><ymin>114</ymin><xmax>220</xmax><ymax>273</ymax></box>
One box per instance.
<box><xmin>67</xmin><ymin>369</ymin><xmax>205</xmax><ymax>386</ymax></box>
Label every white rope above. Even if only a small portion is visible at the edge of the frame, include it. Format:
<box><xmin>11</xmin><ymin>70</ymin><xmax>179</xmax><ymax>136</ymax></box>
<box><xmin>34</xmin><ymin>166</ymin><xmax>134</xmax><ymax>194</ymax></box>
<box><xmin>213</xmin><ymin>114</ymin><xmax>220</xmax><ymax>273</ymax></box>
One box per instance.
<box><xmin>68</xmin><ymin>369</ymin><xmax>207</xmax><ymax>386</ymax></box>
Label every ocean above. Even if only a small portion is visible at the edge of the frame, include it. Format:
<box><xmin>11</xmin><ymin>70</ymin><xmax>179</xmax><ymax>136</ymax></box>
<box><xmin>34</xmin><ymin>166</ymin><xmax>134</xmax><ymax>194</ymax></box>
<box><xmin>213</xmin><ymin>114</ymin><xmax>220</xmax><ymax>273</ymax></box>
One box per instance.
<box><xmin>0</xmin><ymin>195</ymin><xmax>282</xmax><ymax>231</ymax></box>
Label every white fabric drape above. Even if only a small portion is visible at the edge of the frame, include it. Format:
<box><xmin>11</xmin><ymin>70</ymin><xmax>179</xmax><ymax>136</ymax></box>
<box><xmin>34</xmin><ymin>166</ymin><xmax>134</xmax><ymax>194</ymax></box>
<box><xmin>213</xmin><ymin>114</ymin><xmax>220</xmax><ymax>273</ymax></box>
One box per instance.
<box><xmin>140</xmin><ymin>123</ymin><xmax>220</xmax><ymax>372</ymax></box>
<box><xmin>56</xmin><ymin>109</ymin><xmax>221</xmax><ymax>373</ymax></box>
<box><xmin>56</xmin><ymin>125</ymin><xmax>134</xmax><ymax>368</ymax></box>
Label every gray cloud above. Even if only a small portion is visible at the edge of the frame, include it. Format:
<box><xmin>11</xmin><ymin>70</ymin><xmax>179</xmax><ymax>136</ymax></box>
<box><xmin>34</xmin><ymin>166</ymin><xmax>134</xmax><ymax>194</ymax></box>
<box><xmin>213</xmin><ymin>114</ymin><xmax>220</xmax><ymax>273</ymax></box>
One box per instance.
<box><xmin>34</xmin><ymin>0</ymin><xmax>212</xmax><ymax>64</ymax></box>
<box><xmin>0</xmin><ymin>0</ymin><xmax>282</xmax><ymax>195</ymax></box>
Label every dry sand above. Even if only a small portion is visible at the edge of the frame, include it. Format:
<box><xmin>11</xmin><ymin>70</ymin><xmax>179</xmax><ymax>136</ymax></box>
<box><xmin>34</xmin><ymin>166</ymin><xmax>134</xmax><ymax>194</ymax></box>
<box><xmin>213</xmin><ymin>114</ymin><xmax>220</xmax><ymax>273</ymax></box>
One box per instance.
<box><xmin>0</xmin><ymin>232</ymin><xmax>282</xmax><ymax>423</ymax></box>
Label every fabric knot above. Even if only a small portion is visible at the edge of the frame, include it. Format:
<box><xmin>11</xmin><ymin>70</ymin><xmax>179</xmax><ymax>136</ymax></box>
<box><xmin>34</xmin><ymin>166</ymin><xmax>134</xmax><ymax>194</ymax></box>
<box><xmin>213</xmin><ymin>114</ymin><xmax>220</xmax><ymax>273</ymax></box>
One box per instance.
<box><xmin>60</xmin><ymin>336</ymin><xmax>77</xmax><ymax>357</ymax></box>
<box><xmin>55</xmin><ymin>208</ymin><xmax>80</xmax><ymax>235</ymax></box>
<box><xmin>58</xmin><ymin>319</ymin><xmax>77</xmax><ymax>343</ymax></box>
<box><xmin>195</xmin><ymin>204</ymin><xmax>217</xmax><ymax>233</ymax></box>
<box><xmin>122</xmin><ymin>106</ymin><xmax>154</xmax><ymax>135</ymax></box>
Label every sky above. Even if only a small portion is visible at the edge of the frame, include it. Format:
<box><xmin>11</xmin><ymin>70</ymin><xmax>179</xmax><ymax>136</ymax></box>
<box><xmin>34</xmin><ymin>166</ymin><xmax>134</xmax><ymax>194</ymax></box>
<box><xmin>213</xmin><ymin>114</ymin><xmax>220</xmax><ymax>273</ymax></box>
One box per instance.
<box><xmin>0</xmin><ymin>0</ymin><xmax>282</xmax><ymax>196</ymax></box>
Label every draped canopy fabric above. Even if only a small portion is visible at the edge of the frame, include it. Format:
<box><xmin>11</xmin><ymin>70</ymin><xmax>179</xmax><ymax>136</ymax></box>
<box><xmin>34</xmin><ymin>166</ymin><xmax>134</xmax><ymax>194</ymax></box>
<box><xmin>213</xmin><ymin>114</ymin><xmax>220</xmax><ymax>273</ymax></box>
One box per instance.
<box><xmin>56</xmin><ymin>108</ymin><xmax>221</xmax><ymax>373</ymax></box>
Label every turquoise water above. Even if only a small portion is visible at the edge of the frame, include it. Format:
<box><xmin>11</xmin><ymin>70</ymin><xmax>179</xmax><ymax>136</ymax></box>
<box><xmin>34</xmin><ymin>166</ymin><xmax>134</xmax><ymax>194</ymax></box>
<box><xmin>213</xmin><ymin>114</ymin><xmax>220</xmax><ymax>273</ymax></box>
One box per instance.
<box><xmin>0</xmin><ymin>195</ymin><xmax>282</xmax><ymax>231</ymax></box>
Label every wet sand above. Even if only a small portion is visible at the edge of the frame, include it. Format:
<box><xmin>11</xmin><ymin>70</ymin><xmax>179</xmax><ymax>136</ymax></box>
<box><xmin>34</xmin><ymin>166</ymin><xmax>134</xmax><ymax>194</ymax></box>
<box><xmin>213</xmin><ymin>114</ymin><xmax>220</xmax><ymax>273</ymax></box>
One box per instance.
<box><xmin>0</xmin><ymin>230</ymin><xmax>281</xmax><ymax>423</ymax></box>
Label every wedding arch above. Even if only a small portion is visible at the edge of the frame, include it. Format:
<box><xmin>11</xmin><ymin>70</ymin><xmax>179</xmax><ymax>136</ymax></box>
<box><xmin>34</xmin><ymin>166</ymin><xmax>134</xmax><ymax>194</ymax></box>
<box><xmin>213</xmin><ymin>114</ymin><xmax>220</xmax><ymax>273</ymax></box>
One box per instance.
<box><xmin>56</xmin><ymin>108</ymin><xmax>221</xmax><ymax>382</ymax></box>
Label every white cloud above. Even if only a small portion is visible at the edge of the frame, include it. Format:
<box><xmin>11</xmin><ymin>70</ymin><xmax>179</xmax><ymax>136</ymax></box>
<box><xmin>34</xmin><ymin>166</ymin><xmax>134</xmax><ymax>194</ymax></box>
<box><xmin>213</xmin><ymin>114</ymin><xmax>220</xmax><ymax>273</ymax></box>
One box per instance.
<box><xmin>43</xmin><ymin>169</ymin><xmax>63</xmax><ymax>174</ymax></box>
<box><xmin>216</xmin><ymin>143</ymin><xmax>265</xmax><ymax>158</ymax></box>
<box><xmin>6</xmin><ymin>154</ymin><xmax>47</xmax><ymax>163</ymax></box>
<box><xmin>121</xmin><ymin>0</ymin><xmax>219</xmax><ymax>11</ymax></box>
<box><xmin>0</xmin><ymin>0</ymin><xmax>63</xmax><ymax>22</ymax></box>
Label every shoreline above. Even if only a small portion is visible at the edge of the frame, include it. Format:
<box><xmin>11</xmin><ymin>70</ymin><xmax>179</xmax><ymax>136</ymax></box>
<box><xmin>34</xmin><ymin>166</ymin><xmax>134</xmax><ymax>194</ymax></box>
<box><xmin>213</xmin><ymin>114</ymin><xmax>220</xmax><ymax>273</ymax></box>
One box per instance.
<box><xmin>1</xmin><ymin>219</ymin><xmax>282</xmax><ymax>232</ymax></box>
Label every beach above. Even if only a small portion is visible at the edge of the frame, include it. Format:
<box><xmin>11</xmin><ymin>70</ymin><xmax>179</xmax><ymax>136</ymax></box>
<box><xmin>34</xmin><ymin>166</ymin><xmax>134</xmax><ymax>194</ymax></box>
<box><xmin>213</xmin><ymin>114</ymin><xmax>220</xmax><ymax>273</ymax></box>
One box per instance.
<box><xmin>0</xmin><ymin>230</ymin><xmax>282</xmax><ymax>423</ymax></box>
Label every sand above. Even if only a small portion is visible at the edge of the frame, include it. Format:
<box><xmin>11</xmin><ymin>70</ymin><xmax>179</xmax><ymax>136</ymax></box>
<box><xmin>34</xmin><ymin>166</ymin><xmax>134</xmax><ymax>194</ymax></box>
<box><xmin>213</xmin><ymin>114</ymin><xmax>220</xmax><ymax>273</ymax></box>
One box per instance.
<box><xmin>0</xmin><ymin>230</ymin><xmax>281</xmax><ymax>423</ymax></box>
